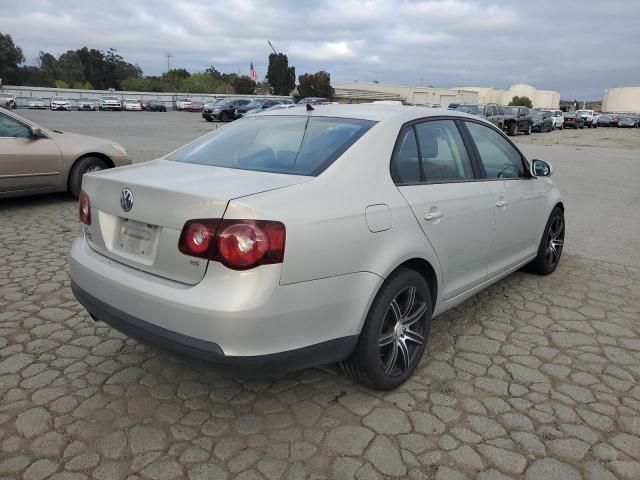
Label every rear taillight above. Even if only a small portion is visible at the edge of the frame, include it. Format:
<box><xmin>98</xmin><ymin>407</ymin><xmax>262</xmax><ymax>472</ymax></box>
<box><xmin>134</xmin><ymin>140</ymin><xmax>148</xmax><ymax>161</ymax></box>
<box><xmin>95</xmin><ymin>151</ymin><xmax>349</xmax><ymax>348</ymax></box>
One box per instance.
<box><xmin>79</xmin><ymin>191</ymin><xmax>91</xmax><ymax>225</ymax></box>
<box><xmin>178</xmin><ymin>219</ymin><xmax>285</xmax><ymax>270</ymax></box>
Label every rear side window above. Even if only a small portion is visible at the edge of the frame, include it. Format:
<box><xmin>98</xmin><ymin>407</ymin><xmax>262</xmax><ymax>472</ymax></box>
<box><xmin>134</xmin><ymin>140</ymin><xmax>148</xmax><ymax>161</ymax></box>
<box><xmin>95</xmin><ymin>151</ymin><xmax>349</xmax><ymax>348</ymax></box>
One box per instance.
<box><xmin>466</xmin><ymin>122</ymin><xmax>526</xmax><ymax>179</ymax></box>
<box><xmin>392</xmin><ymin>120</ymin><xmax>474</xmax><ymax>183</ymax></box>
<box><xmin>168</xmin><ymin>116</ymin><xmax>375</xmax><ymax>176</ymax></box>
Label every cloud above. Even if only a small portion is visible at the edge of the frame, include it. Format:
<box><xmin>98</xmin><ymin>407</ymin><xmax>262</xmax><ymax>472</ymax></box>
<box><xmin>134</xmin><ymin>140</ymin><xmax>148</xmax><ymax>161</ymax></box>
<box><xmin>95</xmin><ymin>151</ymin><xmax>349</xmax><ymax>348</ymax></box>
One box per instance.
<box><xmin>1</xmin><ymin>0</ymin><xmax>638</xmax><ymax>98</ymax></box>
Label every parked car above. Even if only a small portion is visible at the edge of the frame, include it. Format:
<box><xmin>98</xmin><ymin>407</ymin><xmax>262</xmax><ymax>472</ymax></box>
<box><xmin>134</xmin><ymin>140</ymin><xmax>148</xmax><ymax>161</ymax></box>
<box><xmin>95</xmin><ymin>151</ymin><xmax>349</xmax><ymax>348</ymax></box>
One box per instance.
<box><xmin>576</xmin><ymin>109</ymin><xmax>598</xmax><ymax>128</ymax></box>
<box><xmin>69</xmin><ymin>105</ymin><xmax>563</xmax><ymax>390</ymax></box>
<box><xmin>188</xmin><ymin>100</ymin><xmax>205</xmax><ymax>112</ymax></box>
<box><xmin>123</xmin><ymin>99</ymin><xmax>142</xmax><ymax>111</ymax></box>
<box><xmin>502</xmin><ymin>106</ymin><xmax>532</xmax><ymax>135</ymax></box>
<box><xmin>531</xmin><ymin>111</ymin><xmax>554</xmax><ymax>132</ymax></box>
<box><xmin>0</xmin><ymin>108</ymin><xmax>130</xmax><ymax>199</ymax></box>
<box><xmin>234</xmin><ymin>100</ymin><xmax>283</xmax><ymax>118</ymax></box>
<box><xmin>447</xmin><ymin>102</ymin><xmax>461</xmax><ymax>110</ymax></box>
<box><xmin>144</xmin><ymin>100</ymin><xmax>166</xmax><ymax>112</ymax></box>
<box><xmin>202</xmin><ymin>98</ymin><xmax>251</xmax><ymax>122</ymax></box>
<box><xmin>175</xmin><ymin>98</ymin><xmax>192</xmax><ymax>111</ymax></box>
<box><xmin>455</xmin><ymin>104</ymin><xmax>504</xmax><ymax>129</ymax></box>
<box><xmin>297</xmin><ymin>97</ymin><xmax>330</xmax><ymax>105</ymax></box>
<box><xmin>50</xmin><ymin>96</ymin><xmax>72</xmax><ymax>111</ymax></box>
<box><xmin>563</xmin><ymin>112</ymin><xmax>585</xmax><ymax>129</ymax></box>
<box><xmin>0</xmin><ymin>93</ymin><xmax>16</xmax><ymax>109</ymax></box>
<box><xmin>548</xmin><ymin>110</ymin><xmax>564</xmax><ymax>130</ymax></box>
<box><xmin>77</xmin><ymin>98</ymin><xmax>98</xmax><ymax>111</ymax></box>
<box><xmin>99</xmin><ymin>96</ymin><xmax>122</xmax><ymax>111</ymax></box>
<box><xmin>27</xmin><ymin>97</ymin><xmax>47</xmax><ymax>109</ymax></box>
<box><xmin>618</xmin><ymin>115</ymin><xmax>638</xmax><ymax>128</ymax></box>
<box><xmin>596</xmin><ymin>114</ymin><xmax>615</xmax><ymax>127</ymax></box>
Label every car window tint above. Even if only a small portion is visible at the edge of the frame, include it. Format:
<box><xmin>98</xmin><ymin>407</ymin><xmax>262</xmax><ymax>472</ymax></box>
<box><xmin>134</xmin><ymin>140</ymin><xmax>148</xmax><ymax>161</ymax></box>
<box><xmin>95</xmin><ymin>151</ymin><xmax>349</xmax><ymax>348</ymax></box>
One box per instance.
<box><xmin>168</xmin><ymin>116</ymin><xmax>375</xmax><ymax>176</ymax></box>
<box><xmin>466</xmin><ymin>122</ymin><xmax>525</xmax><ymax>179</ymax></box>
<box><xmin>414</xmin><ymin>120</ymin><xmax>474</xmax><ymax>182</ymax></box>
<box><xmin>0</xmin><ymin>114</ymin><xmax>30</xmax><ymax>138</ymax></box>
<box><xmin>392</xmin><ymin>127</ymin><xmax>421</xmax><ymax>183</ymax></box>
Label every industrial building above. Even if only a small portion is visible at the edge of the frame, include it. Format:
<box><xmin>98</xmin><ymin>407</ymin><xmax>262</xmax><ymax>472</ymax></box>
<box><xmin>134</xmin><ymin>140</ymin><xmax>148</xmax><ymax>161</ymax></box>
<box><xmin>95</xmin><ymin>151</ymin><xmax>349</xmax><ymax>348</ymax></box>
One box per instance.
<box><xmin>602</xmin><ymin>87</ymin><xmax>640</xmax><ymax>112</ymax></box>
<box><xmin>333</xmin><ymin>82</ymin><xmax>560</xmax><ymax>109</ymax></box>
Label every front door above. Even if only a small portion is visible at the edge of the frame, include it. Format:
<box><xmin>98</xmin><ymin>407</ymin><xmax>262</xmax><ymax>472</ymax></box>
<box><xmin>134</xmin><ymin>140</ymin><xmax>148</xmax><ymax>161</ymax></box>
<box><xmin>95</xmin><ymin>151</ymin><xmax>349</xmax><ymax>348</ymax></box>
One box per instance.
<box><xmin>392</xmin><ymin>119</ymin><xmax>495</xmax><ymax>300</ymax></box>
<box><xmin>0</xmin><ymin>112</ymin><xmax>63</xmax><ymax>192</ymax></box>
<box><xmin>464</xmin><ymin>121</ymin><xmax>548</xmax><ymax>277</ymax></box>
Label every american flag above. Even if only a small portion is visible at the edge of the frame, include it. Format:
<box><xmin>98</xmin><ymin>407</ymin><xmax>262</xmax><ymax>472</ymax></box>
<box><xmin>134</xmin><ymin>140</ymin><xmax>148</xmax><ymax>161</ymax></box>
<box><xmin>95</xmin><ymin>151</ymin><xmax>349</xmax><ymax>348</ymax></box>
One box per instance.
<box><xmin>249</xmin><ymin>62</ymin><xmax>258</xmax><ymax>81</ymax></box>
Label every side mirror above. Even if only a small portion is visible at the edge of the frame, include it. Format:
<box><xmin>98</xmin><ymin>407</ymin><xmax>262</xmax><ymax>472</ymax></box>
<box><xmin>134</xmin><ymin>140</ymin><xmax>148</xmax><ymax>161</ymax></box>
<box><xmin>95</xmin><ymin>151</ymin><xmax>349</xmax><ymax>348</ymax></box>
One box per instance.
<box><xmin>29</xmin><ymin>126</ymin><xmax>42</xmax><ymax>138</ymax></box>
<box><xmin>531</xmin><ymin>159</ymin><xmax>553</xmax><ymax>177</ymax></box>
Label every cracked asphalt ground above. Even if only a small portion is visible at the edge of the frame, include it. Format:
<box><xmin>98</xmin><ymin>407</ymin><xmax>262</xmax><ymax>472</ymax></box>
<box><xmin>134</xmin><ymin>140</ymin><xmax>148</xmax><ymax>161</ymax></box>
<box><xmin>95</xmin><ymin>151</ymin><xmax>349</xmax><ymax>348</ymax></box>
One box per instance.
<box><xmin>2</xmin><ymin>112</ymin><xmax>640</xmax><ymax>479</ymax></box>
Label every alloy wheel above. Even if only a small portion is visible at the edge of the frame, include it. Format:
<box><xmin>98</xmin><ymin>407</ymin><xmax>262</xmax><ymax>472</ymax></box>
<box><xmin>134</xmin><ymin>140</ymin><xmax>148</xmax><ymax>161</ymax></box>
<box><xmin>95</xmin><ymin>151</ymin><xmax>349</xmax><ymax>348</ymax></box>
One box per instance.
<box><xmin>378</xmin><ymin>286</ymin><xmax>428</xmax><ymax>377</ymax></box>
<box><xmin>545</xmin><ymin>215</ymin><xmax>565</xmax><ymax>267</ymax></box>
<box><xmin>85</xmin><ymin>165</ymin><xmax>103</xmax><ymax>174</ymax></box>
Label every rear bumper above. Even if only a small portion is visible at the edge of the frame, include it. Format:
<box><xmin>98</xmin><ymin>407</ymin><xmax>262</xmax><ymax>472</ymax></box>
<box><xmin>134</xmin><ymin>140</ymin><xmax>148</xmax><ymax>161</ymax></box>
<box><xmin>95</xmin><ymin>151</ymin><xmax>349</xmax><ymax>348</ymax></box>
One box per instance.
<box><xmin>72</xmin><ymin>281</ymin><xmax>357</xmax><ymax>374</ymax></box>
<box><xmin>70</xmin><ymin>236</ymin><xmax>379</xmax><ymax>368</ymax></box>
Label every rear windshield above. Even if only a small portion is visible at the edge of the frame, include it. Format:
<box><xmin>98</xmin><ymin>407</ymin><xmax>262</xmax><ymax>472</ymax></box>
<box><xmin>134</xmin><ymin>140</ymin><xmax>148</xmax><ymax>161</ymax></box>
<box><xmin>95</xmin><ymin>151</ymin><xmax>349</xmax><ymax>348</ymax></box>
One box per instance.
<box><xmin>168</xmin><ymin>116</ymin><xmax>375</xmax><ymax>176</ymax></box>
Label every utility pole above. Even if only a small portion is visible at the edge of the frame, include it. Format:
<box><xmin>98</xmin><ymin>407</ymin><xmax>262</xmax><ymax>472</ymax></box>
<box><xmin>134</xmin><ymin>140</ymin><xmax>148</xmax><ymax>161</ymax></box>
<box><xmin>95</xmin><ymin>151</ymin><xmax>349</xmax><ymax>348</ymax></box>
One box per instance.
<box><xmin>164</xmin><ymin>53</ymin><xmax>173</xmax><ymax>72</ymax></box>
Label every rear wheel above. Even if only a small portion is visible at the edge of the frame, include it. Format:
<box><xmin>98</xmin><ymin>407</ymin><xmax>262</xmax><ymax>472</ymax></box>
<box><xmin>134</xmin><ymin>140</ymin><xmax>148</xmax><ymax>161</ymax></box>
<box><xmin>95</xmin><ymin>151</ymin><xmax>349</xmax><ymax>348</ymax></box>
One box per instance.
<box><xmin>525</xmin><ymin>124</ymin><xmax>532</xmax><ymax>135</ymax></box>
<box><xmin>340</xmin><ymin>268</ymin><xmax>431</xmax><ymax>390</ymax></box>
<box><xmin>529</xmin><ymin>207</ymin><xmax>565</xmax><ymax>275</ymax></box>
<box><xmin>68</xmin><ymin>156</ymin><xmax>108</xmax><ymax>198</ymax></box>
<box><xmin>508</xmin><ymin>122</ymin><xmax>517</xmax><ymax>136</ymax></box>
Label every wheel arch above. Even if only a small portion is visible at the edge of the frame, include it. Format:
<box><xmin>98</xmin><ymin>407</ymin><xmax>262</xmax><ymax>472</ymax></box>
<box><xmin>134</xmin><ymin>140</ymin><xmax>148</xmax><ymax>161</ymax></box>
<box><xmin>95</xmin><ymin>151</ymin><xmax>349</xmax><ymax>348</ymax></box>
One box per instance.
<box><xmin>388</xmin><ymin>257</ymin><xmax>439</xmax><ymax>312</ymax></box>
<box><xmin>66</xmin><ymin>153</ymin><xmax>115</xmax><ymax>190</ymax></box>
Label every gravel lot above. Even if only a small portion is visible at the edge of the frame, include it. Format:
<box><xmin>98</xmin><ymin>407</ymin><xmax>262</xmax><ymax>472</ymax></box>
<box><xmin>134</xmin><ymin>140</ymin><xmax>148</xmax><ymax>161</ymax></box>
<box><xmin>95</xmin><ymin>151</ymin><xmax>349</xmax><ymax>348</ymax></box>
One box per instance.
<box><xmin>1</xmin><ymin>111</ymin><xmax>640</xmax><ymax>480</ymax></box>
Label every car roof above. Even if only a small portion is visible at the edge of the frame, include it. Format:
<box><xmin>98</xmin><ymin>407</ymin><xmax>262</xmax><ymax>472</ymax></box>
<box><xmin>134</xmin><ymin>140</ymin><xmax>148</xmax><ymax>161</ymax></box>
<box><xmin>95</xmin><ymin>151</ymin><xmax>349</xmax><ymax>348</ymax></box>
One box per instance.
<box><xmin>256</xmin><ymin>103</ymin><xmax>482</xmax><ymax>123</ymax></box>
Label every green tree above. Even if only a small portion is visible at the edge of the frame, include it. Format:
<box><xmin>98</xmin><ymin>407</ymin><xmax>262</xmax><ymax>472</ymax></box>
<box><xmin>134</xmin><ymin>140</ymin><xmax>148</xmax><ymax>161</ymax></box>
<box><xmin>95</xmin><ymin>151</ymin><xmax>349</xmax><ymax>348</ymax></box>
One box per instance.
<box><xmin>0</xmin><ymin>32</ymin><xmax>25</xmax><ymax>84</ymax></box>
<box><xmin>233</xmin><ymin>75</ymin><xmax>256</xmax><ymax>94</ymax></box>
<box><xmin>266</xmin><ymin>53</ymin><xmax>295</xmax><ymax>96</ymax></box>
<box><xmin>508</xmin><ymin>95</ymin><xmax>533</xmax><ymax>108</ymax></box>
<box><xmin>297</xmin><ymin>71</ymin><xmax>334</xmax><ymax>100</ymax></box>
<box><xmin>163</xmin><ymin>68</ymin><xmax>191</xmax><ymax>90</ymax></box>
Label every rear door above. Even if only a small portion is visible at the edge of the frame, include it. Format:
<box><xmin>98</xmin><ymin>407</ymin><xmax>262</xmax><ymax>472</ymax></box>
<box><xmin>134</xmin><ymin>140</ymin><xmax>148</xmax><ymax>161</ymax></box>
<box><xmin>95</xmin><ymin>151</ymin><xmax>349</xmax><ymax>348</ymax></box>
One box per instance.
<box><xmin>463</xmin><ymin>120</ymin><xmax>547</xmax><ymax>277</ymax></box>
<box><xmin>0</xmin><ymin>112</ymin><xmax>63</xmax><ymax>192</ymax></box>
<box><xmin>393</xmin><ymin>118</ymin><xmax>494</xmax><ymax>300</ymax></box>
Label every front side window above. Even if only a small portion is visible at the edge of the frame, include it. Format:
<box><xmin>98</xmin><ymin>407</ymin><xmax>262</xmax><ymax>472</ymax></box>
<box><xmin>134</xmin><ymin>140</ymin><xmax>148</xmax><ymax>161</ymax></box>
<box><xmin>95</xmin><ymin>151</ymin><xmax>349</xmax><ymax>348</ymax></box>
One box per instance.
<box><xmin>0</xmin><ymin>114</ymin><xmax>30</xmax><ymax>138</ymax></box>
<box><xmin>168</xmin><ymin>116</ymin><xmax>375</xmax><ymax>176</ymax></box>
<box><xmin>466</xmin><ymin>121</ymin><xmax>526</xmax><ymax>179</ymax></box>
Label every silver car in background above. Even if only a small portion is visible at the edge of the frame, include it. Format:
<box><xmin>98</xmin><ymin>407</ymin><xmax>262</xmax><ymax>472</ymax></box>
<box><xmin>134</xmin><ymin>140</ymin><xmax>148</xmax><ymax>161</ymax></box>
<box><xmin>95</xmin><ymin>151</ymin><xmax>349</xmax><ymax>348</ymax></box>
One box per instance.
<box><xmin>27</xmin><ymin>97</ymin><xmax>47</xmax><ymax>109</ymax></box>
<box><xmin>70</xmin><ymin>105</ymin><xmax>564</xmax><ymax>390</ymax></box>
<box><xmin>50</xmin><ymin>96</ymin><xmax>72</xmax><ymax>111</ymax></box>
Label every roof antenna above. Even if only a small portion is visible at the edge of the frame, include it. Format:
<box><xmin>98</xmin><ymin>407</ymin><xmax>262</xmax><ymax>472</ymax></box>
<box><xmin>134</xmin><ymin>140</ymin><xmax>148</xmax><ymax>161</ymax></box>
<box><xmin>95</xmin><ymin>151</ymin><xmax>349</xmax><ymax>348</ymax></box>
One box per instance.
<box><xmin>306</xmin><ymin>103</ymin><xmax>314</xmax><ymax>112</ymax></box>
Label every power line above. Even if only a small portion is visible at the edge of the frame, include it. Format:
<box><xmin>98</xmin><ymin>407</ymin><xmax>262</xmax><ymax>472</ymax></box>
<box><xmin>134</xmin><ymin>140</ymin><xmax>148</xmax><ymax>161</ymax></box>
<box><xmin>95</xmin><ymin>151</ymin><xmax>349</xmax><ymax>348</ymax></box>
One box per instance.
<box><xmin>164</xmin><ymin>53</ymin><xmax>173</xmax><ymax>72</ymax></box>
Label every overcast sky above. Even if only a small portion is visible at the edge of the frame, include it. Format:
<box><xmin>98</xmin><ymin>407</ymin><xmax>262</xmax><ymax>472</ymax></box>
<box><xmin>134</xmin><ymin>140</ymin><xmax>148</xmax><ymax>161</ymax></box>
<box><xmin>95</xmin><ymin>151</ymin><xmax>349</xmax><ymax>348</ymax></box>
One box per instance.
<box><xmin>1</xmin><ymin>0</ymin><xmax>638</xmax><ymax>99</ymax></box>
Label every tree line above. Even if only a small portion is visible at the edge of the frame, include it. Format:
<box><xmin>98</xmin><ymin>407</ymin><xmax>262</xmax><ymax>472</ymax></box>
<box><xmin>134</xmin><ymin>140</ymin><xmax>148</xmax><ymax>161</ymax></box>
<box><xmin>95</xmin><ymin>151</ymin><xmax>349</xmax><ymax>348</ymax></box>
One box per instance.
<box><xmin>0</xmin><ymin>32</ymin><xmax>334</xmax><ymax>99</ymax></box>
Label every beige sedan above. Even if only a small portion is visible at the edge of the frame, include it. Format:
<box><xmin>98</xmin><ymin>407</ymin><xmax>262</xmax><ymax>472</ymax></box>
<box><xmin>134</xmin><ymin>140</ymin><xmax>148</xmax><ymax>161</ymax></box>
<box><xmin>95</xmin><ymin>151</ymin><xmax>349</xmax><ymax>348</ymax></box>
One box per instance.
<box><xmin>0</xmin><ymin>107</ymin><xmax>131</xmax><ymax>199</ymax></box>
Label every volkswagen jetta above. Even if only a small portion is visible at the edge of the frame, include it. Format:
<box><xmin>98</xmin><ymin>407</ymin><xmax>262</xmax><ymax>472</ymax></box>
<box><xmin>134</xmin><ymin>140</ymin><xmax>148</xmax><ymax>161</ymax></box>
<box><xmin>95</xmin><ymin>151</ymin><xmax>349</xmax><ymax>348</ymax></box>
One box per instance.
<box><xmin>70</xmin><ymin>105</ymin><xmax>564</xmax><ymax>390</ymax></box>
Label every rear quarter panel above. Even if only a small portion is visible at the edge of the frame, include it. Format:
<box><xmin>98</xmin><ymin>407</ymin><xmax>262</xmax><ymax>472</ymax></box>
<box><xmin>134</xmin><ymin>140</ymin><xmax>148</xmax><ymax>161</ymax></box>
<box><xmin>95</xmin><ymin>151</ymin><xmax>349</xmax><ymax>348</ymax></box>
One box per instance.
<box><xmin>224</xmin><ymin>118</ymin><xmax>443</xmax><ymax>292</ymax></box>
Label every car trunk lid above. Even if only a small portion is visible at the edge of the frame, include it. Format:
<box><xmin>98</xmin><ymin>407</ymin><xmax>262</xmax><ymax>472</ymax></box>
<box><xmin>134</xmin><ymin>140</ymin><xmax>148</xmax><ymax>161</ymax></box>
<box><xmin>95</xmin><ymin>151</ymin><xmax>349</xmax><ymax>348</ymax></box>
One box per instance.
<box><xmin>81</xmin><ymin>159</ymin><xmax>310</xmax><ymax>285</ymax></box>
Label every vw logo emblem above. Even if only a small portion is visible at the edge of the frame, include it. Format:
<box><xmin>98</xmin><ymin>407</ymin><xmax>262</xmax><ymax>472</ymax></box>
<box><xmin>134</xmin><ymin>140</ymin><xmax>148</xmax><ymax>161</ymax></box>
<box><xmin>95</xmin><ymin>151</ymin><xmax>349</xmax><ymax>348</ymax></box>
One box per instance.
<box><xmin>120</xmin><ymin>188</ymin><xmax>134</xmax><ymax>212</ymax></box>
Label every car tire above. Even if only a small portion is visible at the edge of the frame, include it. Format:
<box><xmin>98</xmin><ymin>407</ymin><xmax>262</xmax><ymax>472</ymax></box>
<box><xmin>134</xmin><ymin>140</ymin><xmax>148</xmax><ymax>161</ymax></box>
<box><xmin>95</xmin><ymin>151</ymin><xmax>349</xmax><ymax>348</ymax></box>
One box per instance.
<box><xmin>525</xmin><ymin>124</ymin><xmax>532</xmax><ymax>135</ymax></box>
<box><xmin>68</xmin><ymin>156</ymin><xmax>109</xmax><ymax>198</ymax></box>
<box><xmin>508</xmin><ymin>122</ymin><xmax>517</xmax><ymax>136</ymax></box>
<box><xmin>339</xmin><ymin>268</ymin><xmax>432</xmax><ymax>390</ymax></box>
<box><xmin>205</xmin><ymin>117</ymin><xmax>213</xmax><ymax>122</ymax></box>
<box><xmin>529</xmin><ymin>206</ymin><xmax>565</xmax><ymax>276</ymax></box>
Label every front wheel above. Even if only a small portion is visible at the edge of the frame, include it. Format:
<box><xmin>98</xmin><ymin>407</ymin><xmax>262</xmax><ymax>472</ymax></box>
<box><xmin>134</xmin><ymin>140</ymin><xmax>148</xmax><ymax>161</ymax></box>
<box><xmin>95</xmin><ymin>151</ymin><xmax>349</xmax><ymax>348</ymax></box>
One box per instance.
<box><xmin>508</xmin><ymin>122</ymin><xmax>517</xmax><ymax>136</ymax></box>
<box><xmin>340</xmin><ymin>268</ymin><xmax>432</xmax><ymax>390</ymax></box>
<box><xmin>220</xmin><ymin>111</ymin><xmax>229</xmax><ymax>122</ymax></box>
<box><xmin>525</xmin><ymin>124</ymin><xmax>532</xmax><ymax>135</ymax></box>
<box><xmin>529</xmin><ymin>207</ymin><xmax>565</xmax><ymax>275</ymax></box>
<box><xmin>68</xmin><ymin>156</ymin><xmax>108</xmax><ymax>198</ymax></box>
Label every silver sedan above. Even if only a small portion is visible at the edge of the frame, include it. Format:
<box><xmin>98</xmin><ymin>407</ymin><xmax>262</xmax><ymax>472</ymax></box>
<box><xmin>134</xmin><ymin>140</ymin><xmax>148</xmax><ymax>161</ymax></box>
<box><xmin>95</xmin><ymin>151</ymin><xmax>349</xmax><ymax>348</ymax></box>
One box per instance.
<box><xmin>70</xmin><ymin>105</ymin><xmax>564</xmax><ymax>390</ymax></box>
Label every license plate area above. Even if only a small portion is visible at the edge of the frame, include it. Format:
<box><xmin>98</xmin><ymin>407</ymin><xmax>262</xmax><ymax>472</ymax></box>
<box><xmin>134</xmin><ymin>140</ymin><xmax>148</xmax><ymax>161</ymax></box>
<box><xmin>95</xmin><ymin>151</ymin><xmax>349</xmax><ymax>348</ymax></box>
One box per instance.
<box><xmin>113</xmin><ymin>218</ymin><xmax>160</xmax><ymax>263</ymax></box>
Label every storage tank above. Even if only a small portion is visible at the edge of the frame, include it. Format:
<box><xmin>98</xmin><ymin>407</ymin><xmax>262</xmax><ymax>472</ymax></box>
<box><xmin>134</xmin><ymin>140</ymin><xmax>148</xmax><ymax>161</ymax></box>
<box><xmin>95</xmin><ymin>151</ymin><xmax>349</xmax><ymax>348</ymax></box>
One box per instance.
<box><xmin>602</xmin><ymin>87</ymin><xmax>640</xmax><ymax>112</ymax></box>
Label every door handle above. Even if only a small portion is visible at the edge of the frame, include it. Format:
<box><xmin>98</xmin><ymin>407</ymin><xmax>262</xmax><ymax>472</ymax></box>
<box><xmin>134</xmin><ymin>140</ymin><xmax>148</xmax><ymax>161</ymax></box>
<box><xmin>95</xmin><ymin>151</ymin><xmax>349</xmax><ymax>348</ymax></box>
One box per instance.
<box><xmin>496</xmin><ymin>200</ymin><xmax>507</xmax><ymax>208</ymax></box>
<box><xmin>424</xmin><ymin>211</ymin><xmax>443</xmax><ymax>221</ymax></box>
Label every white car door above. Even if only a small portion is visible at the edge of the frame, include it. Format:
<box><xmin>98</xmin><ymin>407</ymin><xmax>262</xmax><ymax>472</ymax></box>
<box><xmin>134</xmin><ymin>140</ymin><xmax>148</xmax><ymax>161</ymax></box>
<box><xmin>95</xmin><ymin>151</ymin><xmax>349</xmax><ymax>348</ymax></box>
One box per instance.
<box><xmin>464</xmin><ymin>121</ymin><xmax>548</xmax><ymax>277</ymax></box>
<box><xmin>393</xmin><ymin>119</ymin><xmax>495</xmax><ymax>300</ymax></box>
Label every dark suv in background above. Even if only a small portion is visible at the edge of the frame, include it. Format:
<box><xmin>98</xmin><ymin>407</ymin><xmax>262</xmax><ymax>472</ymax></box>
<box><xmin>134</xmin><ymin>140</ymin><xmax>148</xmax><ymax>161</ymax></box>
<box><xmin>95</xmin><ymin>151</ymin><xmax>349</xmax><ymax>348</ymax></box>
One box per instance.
<box><xmin>203</xmin><ymin>98</ymin><xmax>251</xmax><ymax>122</ymax></box>
<box><xmin>455</xmin><ymin>104</ymin><xmax>505</xmax><ymax>129</ymax></box>
<box><xmin>502</xmin><ymin>106</ymin><xmax>533</xmax><ymax>136</ymax></box>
